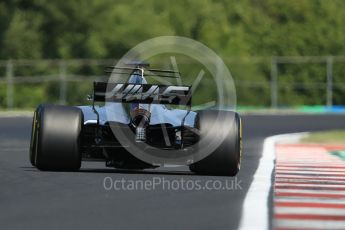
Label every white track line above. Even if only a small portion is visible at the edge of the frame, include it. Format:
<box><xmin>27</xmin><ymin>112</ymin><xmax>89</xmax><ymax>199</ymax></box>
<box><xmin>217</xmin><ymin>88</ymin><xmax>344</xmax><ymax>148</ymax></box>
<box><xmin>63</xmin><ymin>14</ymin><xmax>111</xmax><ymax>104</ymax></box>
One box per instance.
<box><xmin>275</xmin><ymin>207</ymin><xmax>345</xmax><ymax>215</ymax></box>
<box><xmin>276</xmin><ymin>167</ymin><xmax>345</xmax><ymax>172</ymax></box>
<box><xmin>277</xmin><ymin>161</ymin><xmax>345</xmax><ymax>166</ymax></box>
<box><xmin>274</xmin><ymin>219</ymin><xmax>345</xmax><ymax>229</ymax></box>
<box><xmin>238</xmin><ymin>133</ymin><xmax>307</xmax><ymax>230</ymax></box>
<box><xmin>275</xmin><ymin>189</ymin><xmax>345</xmax><ymax>195</ymax></box>
<box><xmin>276</xmin><ymin>170</ymin><xmax>345</xmax><ymax>175</ymax></box>
<box><xmin>274</xmin><ymin>197</ymin><xmax>345</xmax><ymax>204</ymax></box>
<box><xmin>275</xmin><ymin>183</ymin><xmax>345</xmax><ymax>188</ymax></box>
<box><xmin>275</xmin><ymin>178</ymin><xmax>345</xmax><ymax>184</ymax></box>
<box><xmin>276</xmin><ymin>174</ymin><xmax>345</xmax><ymax>179</ymax></box>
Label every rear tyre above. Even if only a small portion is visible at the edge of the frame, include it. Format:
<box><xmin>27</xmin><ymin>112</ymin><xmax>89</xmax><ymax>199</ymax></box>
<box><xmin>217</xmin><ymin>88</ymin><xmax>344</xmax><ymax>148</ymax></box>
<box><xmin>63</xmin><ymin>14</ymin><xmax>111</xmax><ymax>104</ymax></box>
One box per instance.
<box><xmin>29</xmin><ymin>106</ymin><xmax>40</xmax><ymax>166</ymax></box>
<box><xmin>189</xmin><ymin>110</ymin><xmax>242</xmax><ymax>176</ymax></box>
<box><xmin>31</xmin><ymin>104</ymin><xmax>83</xmax><ymax>171</ymax></box>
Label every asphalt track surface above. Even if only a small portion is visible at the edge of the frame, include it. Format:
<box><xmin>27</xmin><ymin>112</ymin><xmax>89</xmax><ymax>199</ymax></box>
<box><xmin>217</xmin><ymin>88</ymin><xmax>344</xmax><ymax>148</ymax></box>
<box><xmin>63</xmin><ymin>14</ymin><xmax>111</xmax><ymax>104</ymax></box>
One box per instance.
<box><xmin>1</xmin><ymin>114</ymin><xmax>345</xmax><ymax>230</ymax></box>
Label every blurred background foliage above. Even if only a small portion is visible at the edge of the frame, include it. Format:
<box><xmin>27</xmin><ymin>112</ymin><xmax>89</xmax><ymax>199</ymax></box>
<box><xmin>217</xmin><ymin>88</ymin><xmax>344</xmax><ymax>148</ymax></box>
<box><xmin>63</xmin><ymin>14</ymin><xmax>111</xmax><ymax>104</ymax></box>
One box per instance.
<box><xmin>0</xmin><ymin>0</ymin><xmax>345</xmax><ymax>108</ymax></box>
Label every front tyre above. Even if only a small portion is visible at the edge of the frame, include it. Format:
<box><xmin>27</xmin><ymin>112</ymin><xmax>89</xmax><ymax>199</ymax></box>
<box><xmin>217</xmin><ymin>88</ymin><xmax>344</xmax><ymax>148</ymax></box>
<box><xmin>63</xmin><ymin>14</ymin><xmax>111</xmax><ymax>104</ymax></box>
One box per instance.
<box><xmin>189</xmin><ymin>110</ymin><xmax>242</xmax><ymax>176</ymax></box>
<box><xmin>31</xmin><ymin>105</ymin><xmax>83</xmax><ymax>171</ymax></box>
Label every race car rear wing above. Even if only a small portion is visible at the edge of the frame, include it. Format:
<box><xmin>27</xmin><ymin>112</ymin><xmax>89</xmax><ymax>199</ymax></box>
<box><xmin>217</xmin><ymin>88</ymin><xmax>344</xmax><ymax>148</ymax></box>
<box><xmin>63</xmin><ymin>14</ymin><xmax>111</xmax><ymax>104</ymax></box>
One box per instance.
<box><xmin>93</xmin><ymin>82</ymin><xmax>192</xmax><ymax>106</ymax></box>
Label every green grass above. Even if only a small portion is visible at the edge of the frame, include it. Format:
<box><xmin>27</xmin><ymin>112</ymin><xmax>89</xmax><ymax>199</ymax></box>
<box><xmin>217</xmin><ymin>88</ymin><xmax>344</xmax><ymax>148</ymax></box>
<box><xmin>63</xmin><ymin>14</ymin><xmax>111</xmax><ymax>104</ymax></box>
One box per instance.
<box><xmin>301</xmin><ymin>130</ymin><xmax>345</xmax><ymax>144</ymax></box>
<box><xmin>330</xmin><ymin>151</ymin><xmax>345</xmax><ymax>161</ymax></box>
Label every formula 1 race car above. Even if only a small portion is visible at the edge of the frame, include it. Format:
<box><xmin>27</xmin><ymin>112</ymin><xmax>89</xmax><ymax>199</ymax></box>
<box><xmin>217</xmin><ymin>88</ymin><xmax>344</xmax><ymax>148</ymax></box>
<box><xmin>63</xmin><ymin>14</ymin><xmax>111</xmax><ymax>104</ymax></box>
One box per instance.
<box><xmin>29</xmin><ymin>62</ymin><xmax>242</xmax><ymax>176</ymax></box>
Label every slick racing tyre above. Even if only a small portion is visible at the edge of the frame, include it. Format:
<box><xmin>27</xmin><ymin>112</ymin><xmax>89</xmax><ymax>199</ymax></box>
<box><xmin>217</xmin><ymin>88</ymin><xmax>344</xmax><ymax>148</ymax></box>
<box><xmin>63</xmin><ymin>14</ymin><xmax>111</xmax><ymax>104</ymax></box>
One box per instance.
<box><xmin>29</xmin><ymin>106</ymin><xmax>40</xmax><ymax>166</ymax></box>
<box><xmin>189</xmin><ymin>110</ymin><xmax>242</xmax><ymax>176</ymax></box>
<box><xmin>30</xmin><ymin>104</ymin><xmax>83</xmax><ymax>171</ymax></box>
